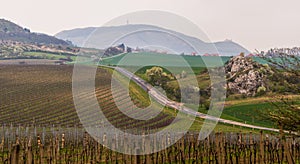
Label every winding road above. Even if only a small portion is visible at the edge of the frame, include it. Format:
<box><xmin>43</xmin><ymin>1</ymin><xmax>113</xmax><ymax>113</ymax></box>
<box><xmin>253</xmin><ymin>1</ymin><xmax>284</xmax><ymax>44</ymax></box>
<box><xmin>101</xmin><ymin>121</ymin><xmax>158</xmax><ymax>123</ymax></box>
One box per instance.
<box><xmin>106</xmin><ymin>66</ymin><xmax>287</xmax><ymax>133</ymax></box>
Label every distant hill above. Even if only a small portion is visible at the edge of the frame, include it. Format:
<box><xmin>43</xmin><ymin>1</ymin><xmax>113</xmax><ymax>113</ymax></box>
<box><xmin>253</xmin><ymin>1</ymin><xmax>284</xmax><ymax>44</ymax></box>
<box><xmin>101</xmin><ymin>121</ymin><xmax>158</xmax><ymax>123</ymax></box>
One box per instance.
<box><xmin>56</xmin><ymin>24</ymin><xmax>249</xmax><ymax>56</ymax></box>
<box><xmin>0</xmin><ymin>19</ymin><xmax>70</xmax><ymax>45</ymax></box>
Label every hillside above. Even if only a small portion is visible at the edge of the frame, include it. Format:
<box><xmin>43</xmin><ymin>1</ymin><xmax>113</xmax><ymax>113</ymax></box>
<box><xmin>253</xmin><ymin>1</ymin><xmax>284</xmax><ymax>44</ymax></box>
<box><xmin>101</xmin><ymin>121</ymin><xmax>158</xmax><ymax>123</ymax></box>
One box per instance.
<box><xmin>55</xmin><ymin>24</ymin><xmax>249</xmax><ymax>56</ymax></box>
<box><xmin>0</xmin><ymin>19</ymin><xmax>69</xmax><ymax>45</ymax></box>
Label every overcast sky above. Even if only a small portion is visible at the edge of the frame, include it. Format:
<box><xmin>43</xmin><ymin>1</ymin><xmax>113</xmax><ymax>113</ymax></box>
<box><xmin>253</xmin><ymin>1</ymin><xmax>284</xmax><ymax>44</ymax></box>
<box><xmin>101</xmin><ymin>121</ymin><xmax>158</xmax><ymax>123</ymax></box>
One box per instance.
<box><xmin>1</xmin><ymin>0</ymin><xmax>299</xmax><ymax>51</ymax></box>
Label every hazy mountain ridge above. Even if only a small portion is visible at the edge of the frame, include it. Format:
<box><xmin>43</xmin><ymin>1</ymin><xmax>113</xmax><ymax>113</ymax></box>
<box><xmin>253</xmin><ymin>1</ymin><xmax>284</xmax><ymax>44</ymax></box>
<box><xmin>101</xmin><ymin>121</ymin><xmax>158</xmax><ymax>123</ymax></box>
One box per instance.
<box><xmin>56</xmin><ymin>24</ymin><xmax>249</xmax><ymax>56</ymax></box>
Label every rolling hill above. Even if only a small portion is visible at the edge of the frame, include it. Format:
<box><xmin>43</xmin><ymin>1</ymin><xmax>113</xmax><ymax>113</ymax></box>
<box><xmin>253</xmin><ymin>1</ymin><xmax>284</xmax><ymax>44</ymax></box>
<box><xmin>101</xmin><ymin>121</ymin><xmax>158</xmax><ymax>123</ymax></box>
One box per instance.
<box><xmin>55</xmin><ymin>24</ymin><xmax>249</xmax><ymax>56</ymax></box>
<box><xmin>0</xmin><ymin>19</ymin><xmax>70</xmax><ymax>45</ymax></box>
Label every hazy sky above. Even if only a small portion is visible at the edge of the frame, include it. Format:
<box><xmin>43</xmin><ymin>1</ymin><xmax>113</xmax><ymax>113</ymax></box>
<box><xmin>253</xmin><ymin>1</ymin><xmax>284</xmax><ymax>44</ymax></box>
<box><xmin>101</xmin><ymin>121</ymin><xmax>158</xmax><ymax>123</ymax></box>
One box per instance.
<box><xmin>1</xmin><ymin>0</ymin><xmax>299</xmax><ymax>51</ymax></box>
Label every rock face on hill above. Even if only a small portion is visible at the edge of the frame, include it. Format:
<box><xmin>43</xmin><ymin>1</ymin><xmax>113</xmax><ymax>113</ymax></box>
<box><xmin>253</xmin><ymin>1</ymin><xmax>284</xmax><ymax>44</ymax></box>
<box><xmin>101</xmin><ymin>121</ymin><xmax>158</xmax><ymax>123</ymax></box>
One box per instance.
<box><xmin>225</xmin><ymin>54</ymin><xmax>272</xmax><ymax>96</ymax></box>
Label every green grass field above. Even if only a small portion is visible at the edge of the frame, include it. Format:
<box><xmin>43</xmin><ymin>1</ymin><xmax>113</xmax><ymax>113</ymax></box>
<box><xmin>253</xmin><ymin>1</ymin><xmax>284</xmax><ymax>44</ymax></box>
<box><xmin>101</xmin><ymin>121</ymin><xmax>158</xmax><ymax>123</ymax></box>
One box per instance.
<box><xmin>186</xmin><ymin>101</ymin><xmax>276</xmax><ymax>129</ymax></box>
<box><xmin>99</xmin><ymin>52</ymin><xmax>230</xmax><ymax>73</ymax></box>
<box><xmin>222</xmin><ymin>102</ymin><xmax>274</xmax><ymax>127</ymax></box>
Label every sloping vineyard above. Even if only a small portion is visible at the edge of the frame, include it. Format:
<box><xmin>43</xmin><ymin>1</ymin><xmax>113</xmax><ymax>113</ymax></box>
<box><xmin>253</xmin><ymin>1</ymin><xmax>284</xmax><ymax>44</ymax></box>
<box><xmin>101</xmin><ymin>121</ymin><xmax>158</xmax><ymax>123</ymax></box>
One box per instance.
<box><xmin>0</xmin><ymin>65</ymin><xmax>175</xmax><ymax>131</ymax></box>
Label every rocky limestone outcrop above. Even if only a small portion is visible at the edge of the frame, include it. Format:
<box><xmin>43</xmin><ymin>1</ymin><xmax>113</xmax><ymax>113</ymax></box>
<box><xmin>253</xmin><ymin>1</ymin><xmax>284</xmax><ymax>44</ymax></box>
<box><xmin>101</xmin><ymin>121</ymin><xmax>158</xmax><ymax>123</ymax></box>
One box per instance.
<box><xmin>225</xmin><ymin>54</ymin><xmax>272</xmax><ymax>96</ymax></box>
